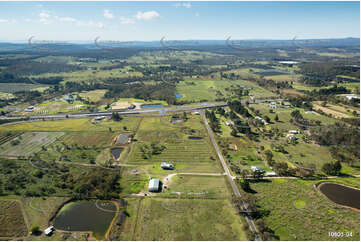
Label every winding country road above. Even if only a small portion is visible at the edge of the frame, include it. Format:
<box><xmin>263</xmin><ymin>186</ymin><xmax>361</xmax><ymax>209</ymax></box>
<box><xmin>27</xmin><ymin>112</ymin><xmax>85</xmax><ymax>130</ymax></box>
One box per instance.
<box><xmin>201</xmin><ymin>110</ymin><xmax>260</xmax><ymax>241</ymax></box>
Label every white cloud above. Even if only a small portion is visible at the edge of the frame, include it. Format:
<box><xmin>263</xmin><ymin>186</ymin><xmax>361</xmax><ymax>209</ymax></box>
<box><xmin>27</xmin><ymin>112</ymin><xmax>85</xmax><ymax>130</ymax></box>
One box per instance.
<box><xmin>40</xmin><ymin>18</ymin><xmax>52</xmax><ymax>24</ymax></box>
<box><xmin>104</xmin><ymin>9</ymin><xmax>114</xmax><ymax>19</ymax></box>
<box><xmin>77</xmin><ymin>20</ymin><xmax>104</xmax><ymax>29</ymax></box>
<box><xmin>58</xmin><ymin>17</ymin><xmax>77</xmax><ymax>23</ymax></box>
<box><xmin>39</xmin><ymin>11</ymin><xmax>50</xmax><ymax>19</ymax></box>
<box><xmin>0</xmin><ymin>19</ymin><xmax>9</xmax><ymax>23</ymax></box>
<box><xmin>119</xmin><ymin>16</ymin><xmax>135</xmax><ymax>25</ymax></box>
<box><xmin>135</xmin><ymin>11</ymin><xmax>160</xmax><ymax>21</ymax></box>
<box><xmin>174</xmin><ymin>2</ymin><xmax>191</xmax><ymax>8</ymax></box>
<box><xmin>39</xmin><ymin>10</ymin><xmax>52</xmax><ymax>24</ymax></box>
<box><xmin>195</xmin><ymin>12</ymin><xmax>200</xmax><ymax>17</ymax></box>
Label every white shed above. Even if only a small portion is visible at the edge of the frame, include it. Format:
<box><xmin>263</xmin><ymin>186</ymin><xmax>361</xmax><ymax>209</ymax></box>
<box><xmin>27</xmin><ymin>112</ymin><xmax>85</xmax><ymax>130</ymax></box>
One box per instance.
<box><xmin>44</xmin><ymin>226</ymin><xmax>54</xmax><ymax>236</ymax></box>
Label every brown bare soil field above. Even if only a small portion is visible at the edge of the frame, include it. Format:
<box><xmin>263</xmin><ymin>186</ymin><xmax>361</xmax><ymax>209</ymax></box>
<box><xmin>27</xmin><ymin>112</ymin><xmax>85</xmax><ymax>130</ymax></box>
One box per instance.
<box><xmin>0</xmin><ymin>200</ymin><xmax>28</xmax><ymax>238</ymax></box>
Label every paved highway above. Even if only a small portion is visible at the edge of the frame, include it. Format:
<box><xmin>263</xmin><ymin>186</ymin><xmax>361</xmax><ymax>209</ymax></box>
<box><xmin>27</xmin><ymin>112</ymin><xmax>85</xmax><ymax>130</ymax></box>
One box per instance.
<box><xmin>0</xmin><ymin>102</ymin><xmax>227</xmax><ymax>121</ymax></box>
<box><xmin>201</xmin><ymin>111</ymin><xmax>260</xmax><ymax>241</ymax></box>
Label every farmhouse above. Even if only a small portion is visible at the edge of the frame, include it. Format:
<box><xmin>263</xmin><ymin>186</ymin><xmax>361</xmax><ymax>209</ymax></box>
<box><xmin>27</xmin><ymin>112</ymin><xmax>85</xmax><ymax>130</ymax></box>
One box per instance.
<box><xmin>265</xmin><ymin>171</ymin><xmax>277</xmax><ymax>176</ymax></box>
<box><xmin>161</xmin><ymin>162</ymin><xmax>174</xmax><ymax>170</ymax></box>
<box><xmin>255</xmin><ymin>116</ymin><xmax>268</xmax><ymax>125</ymax></box>
<box><xmin>64</xmin><ymin>94</ymin><xmax>74</xmax><ymax>103</ymax></box>
<box><xmin>44</xmin><ymin>226</ymin><xmax>54</xmax><ymax>236</ymax></box>
<box><xmin>344</xmin><ymin>94</ymin><xmax>360</xmax><ymax>101</ymax></box>
<box><xmin>228</xmin><ymin>144</ymin><xmax>238</xmax><ymax>151</ymax></box>
<box><xmin>269</xmin><ymin>102</ymin><xmax>278</xmax><ymax>109</ymax></box>
<box><xmin>128</xmin><ymin>104</ymin><xmax>136</xmax><ymax>109</ymax></box>
<box><xmin>24</xmin><ymin>106</ymin><xmax>34</xmax><ymax>112</ymax></box>
<box><xmin>148</xmin><ymin>178</ymin><xmax>160</xmax><ymax>192</ymax></box>
<box><xmin>286</xmin><ymin>133</ymin><xmax>298</xmax><ymax>141</ymax></box>
<box><xmin>279</xmin><ymin>61</ymin><xmax>299</xmax><ymax>67</ymax></box>
<box><xmin>94</xmin><ymin>116</ymin><xmax>105</xmax><ymax>121</ymax></box>
<box><xmin>251</xmin><ymin>166</ymin><xmax>263</xmax><ymax>172</ymax></box>
<box><xmin>225</xmin><ymin>120</ymin><xmax>232</xmax><ymax>126</ymax></box>
<box><xmin>288</xmin><ymin>130</ymin><xmax>299</xmax><ymax>134</ymax></box>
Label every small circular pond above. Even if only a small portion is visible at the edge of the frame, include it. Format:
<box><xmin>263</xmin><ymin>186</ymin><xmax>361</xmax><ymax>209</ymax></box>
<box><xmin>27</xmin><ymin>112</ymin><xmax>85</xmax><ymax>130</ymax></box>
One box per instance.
<box><xmin>53</xmin><ymin>201</ymin><xmax>117</xmax><ymax>238</ymax></box>
<box><xmin>318</xmin><ymin>183</ymin><xmax>360</xmax><ymax>210</ymax></box>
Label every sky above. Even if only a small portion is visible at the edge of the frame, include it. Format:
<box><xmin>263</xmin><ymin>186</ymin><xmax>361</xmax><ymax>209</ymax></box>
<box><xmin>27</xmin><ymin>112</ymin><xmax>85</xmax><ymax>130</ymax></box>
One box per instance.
<box><xmin>0</xmin><ymin>1</ymin><xmax>359</xmax><ymax>42</ymax></box>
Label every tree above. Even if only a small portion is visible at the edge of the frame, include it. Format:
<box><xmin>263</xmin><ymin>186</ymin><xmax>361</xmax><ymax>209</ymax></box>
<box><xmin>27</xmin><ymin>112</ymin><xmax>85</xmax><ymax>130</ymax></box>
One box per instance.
<box><xmin>182</xmin><ymin>112</ymin><xmax>188</xmax><ymax>121</ymax></box>
<box><xmin>0</xmin><ymin>179</ymin><xmax>4</xmax><ymax>196</ymax></box>
<box><xmin>239</xmin><ymin>178</ymin><xmax>251</xmax><ymax>192</ymax></box>
<box><xmin>231</xmin><ymin>129</ymin><xmax>238</xmax><ymax>137</ymax></box>
<box><xmin>264</xmin><ymin>116</ymin><xmax>271</xmax><ymax>123</ymax></box>
<box><xmin>322</xmin><ymin>161</ymin><xmax>342</xmax><ymax>176</ymax></box>
<box><xmin>240</xmin><ymin>169</ymin><xmax>249</xmax><ymax>179</ymax></box>
<box><xmin>264</xmin><ymin>150</ymin><xmax>274</xmax><ymax>166</ymax></box>
<box><xmin>291</xmin><ymin>109</ymin><xmax>303</xmax><ymax>120</ymax></box>
<box><xmin>252</xmin><ymin>169</ymin><xmax>265</xmax><ymax>180</ymax></box>
<box><xmin>112</xmin><ymin>112</ymin><xmax>122</xmax><ymax>121</ymax></box>
<box><xmin>31</xmin><ymin>225</ymin><xmax>41</xmax><ymax>236</ymax></box>
<box><xmin>274</xmin><ymin>114</ymin><xmax>279</xmax><ymax>122</ymax></box>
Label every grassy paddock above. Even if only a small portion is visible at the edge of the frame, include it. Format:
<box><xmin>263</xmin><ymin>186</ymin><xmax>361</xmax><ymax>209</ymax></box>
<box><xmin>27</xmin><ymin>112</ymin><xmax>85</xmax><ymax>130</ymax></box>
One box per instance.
<box><xmin>0</xmin><ymin>199</ymin><xmax>28</xmax><ymax>238</ymax></box>
<box><xmin>0</xmin><ymin>132</ymin><xmax>64</xmax><ymax>157</ymax></box>
<box><xmin>0</xmin><ymin>117</ymin><xmax>140</xmax><ymax>132</ymax></box>
<box><xmin>163</xmin><ymin>175</ymin><xmax>231</xmax><ymax>199</ymax></box>
<box><xmin>128</xmin><ymin>116</ymin><xmax>218</xmax><ymax>165</ymax></box>
<box><xmin>134</xmin><ymin>198</ymin><xmax>247</xmax><ymax>241</ymax></box>
<box><xmin>251</xmin><ymin>178</ymin><xmax>360</xmax><ymax>241</ymax></box>
<box><xmin>60</xmin><ymin>131</ymin><xmax>118</xmax><ymax>147</ymax></box>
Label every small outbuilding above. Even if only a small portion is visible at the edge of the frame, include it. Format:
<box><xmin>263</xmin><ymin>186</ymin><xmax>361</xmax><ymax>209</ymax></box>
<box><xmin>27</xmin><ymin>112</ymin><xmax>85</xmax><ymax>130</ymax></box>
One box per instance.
<box><xmin>288</xmin><ymin>130</ymin><xmax>299</xmax><ymax>134</ymax></box>
<box><xmin>44</xmin><ymin>226</ymin><xmax>54</xmax><ymax>236</ymax></box>
<box><xmin>148</xmin><ymin>178</ymin><xmax>160</xmax><ymax>192</ymax></box>
<box><xmin>161</xmin><ymin>162</ymin><xmax>174</xmax><ymax>170</ymax></box>
<box><xmin>251</xmin><ymin>166</ymin><xmax>264</xmax><ymax>173</ymax></box>
<box><xmin>265</xmin><ymin>171</ymin><xmax>277</xmax><ymax>177</ymax></box>
<box><xmin>94</xmin><ymin>116</ymin><xmax>105</xmax><ymax>121</ymax></box>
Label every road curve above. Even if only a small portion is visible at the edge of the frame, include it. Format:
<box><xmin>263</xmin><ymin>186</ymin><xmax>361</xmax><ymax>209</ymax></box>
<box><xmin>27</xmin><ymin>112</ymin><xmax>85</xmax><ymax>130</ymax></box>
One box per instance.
<box><xmin>201</xmin><ymin>111</ymin><xmax>260</xmax><ymax>241</ymax></box>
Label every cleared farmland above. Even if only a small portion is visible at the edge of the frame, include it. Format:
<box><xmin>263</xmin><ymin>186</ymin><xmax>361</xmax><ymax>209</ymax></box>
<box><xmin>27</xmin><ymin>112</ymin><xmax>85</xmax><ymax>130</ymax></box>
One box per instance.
<box><xmin>0</xmin><ymin>132</ymin><xmax>64</xmax><ymax>157</ymax></box>
<box><xmin>60</xmin><ymin>131</ymin><xmax>118</xmax><ymax>147</ymax></box>
<box><xmin>163</xmin><ymin>175</ymin><xmax>231</xmax><ymax>199</ymax></box>
<box><xmin>251</xmin><ymin>179</ymin><xmax>360</xmax><ymax>241</ymax></box>
<box><xmin>134</xmin><ymin>198</ymin><xmax>247</xmax><ymax>241</ymax></box>
<box><xmin>128</xmin><ymin>116</ymin><xmax>217</xmax><ymax>164</ymax></box>
<box><xmin>0</xmin><ymin>131</ymin><xmax>23</xmax><ymax>146</ymax></box>
<box><xmin>0</xmin><ymin>117</ymin><xmax>141</xmax><ymax>132</ymax></box>
<box><xmin>0</xmin><ymin>200</ymin><xmax>28</xmax><ymax>238</ymax></box>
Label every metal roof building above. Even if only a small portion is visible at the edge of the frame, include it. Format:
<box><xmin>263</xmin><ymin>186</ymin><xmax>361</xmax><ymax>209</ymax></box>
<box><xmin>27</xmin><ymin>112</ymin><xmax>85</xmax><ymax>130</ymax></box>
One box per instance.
<box><xmin>161</xmin><ymin>162</ymin><xmax>174</xmax><ymax>170</ymax></box>
<box><xmin>148</xmin><ymin>178</ymin><xmax>160</xmax><ymax>192</ymax></box>
<box><xmin>44</xmin><ymin>226</ymin><xmax>54</xmax><ymax>236</ymax></box>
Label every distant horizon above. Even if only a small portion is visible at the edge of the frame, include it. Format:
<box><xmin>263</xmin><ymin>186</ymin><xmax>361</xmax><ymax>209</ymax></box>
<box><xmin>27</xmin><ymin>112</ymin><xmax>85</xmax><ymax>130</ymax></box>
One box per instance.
<box><xmin>1</xmin><ymin>37</ymin><xmax>360</xmax><ymax>44</ymax></box>
<box><xmin>0</xmin><ymin>1</ymin><xmax>359</xmax><ymax>41</ymax></box>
